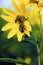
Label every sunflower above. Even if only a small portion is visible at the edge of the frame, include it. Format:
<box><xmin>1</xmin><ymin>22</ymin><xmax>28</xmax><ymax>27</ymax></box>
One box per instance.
<box><xmin>1</xmin><ymin>0</ymin><xmax>32</xmax><ymax>42</ymax></box>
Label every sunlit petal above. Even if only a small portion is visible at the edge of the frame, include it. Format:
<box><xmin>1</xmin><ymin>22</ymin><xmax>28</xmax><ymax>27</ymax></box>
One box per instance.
<box><xmin>1</xmin><ymin>15</ymin><xmax>15</xmax><ymax>22</ymax></box>
<box><xmin>1</xmin><ymin>22</ymin><xmax>16</xmax><ymax>31</ymax></box>
<box><xmin>17</xmin><ymin>30</ymin><xmax>24</xmax><ymax>42</ymax></box>
<box><xmin>29</xmin><ymin>11</ymin><xmax>40</xmax><ymax>25</ymax></box>
<box><xmin>25</xmin><ymin>3</ymin><xmax>39</xmax><ymax>16</ymax></box>
<box><xmin>12</xmin><ymin>0</ymin><xmax>21</xmax><ymax>14</ymax></box>
<box><xmin>19</xmin><ymin>3</ymin><xmax>26</xmax><ymax>16</ymax></box>
<box><xmin>2</xmin><ymin>8</ymin><xmax>17</xmax><ymax>17</ymax></box>
<box><xmin>15</xmin><ymin>0</ymin><xmax>29</xmax><ymax>3</ymax></box>
<box><xmin>24</xmin><ymin>21</ymin><xmax>32</xmax><ymax>31</ymax></box>
<box><xmin>24</xmin><ymin>30</ymin><xmax>30</xmax><ymax>37</ymax></box>
<box><xmin>8</xmin><ymin>28</ymin><xmax>18</xmax><ymax>39</ymax></box>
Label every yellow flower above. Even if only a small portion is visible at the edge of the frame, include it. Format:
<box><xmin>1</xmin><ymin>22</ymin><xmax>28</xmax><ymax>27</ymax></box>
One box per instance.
<box><xmin>1</xmin><ymin>0</ymin><xmax>31</xmax><ymax>42</ymax></box>
<box><xmin>27</xmin><ymin>2</ymin><xmax>43</xmax><ymax>26</ymax></box>
<box><xmin>25</xmin><ymin>3</ymin><xmax>40</xmax><ymax>25</ymax></box>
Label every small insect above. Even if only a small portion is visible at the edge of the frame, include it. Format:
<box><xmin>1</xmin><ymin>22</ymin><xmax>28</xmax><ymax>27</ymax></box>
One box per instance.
<box><xmin>19</xmin><ymin>24</ymin><xmax>25</xmax><ymax>33</ymax></box>
<box><xmin>15</xmin><ymin>15</ymin><xmax>26</xmax><ymax>33</ymax></box>
<box><xmin>15</xmin><ymin>15</ymin><xmax>26</xmax><ymax>24</ymax></box>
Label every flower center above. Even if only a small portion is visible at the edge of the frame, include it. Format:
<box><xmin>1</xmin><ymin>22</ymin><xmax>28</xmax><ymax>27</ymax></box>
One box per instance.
<box><xmin>15</xmin><ymin>15</ymin><xmax>26</xmax><ymax>24</ymax></box>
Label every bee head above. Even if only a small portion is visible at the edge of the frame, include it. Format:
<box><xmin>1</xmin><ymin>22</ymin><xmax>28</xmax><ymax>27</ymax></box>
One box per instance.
<box><xmin>15</xmin><ymin>15</ymin><xmax>26</xmax><ymax>23</ymax></box>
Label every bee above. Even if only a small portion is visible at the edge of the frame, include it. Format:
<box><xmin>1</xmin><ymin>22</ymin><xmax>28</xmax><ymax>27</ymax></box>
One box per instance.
<box><xmin>15</xmin><ymin>15</ymin><xmax>26</xmax><ymax>24</ymax></box>
<box><xmin>19</xmin><ymin>24</ymin><xmax>25</xmax><ymax>33</ymax></box>
<box><xmin>15</xmin><ymin>15</ymin><xmax>26</xmax><ymax>33</ymax></box>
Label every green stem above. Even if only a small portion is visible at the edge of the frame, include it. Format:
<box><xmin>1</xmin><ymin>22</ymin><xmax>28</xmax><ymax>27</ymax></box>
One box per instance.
<box><xmin>36</xmin><ymin>44</ymin><xmax>41</xmax><ymax>65</ymax></box>
<box><xmin>0</xmin><ymin>58</ymin><xmax>29</xmax><ymax>65</ymax></box>
<box><xmin>39</xmin><ymin>12</ymin><xmax>42</xmax><ymax>30</ymax></box>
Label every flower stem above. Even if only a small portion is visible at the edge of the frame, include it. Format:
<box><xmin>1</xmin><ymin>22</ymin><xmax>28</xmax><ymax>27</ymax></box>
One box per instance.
<box><xmin>36</xmin><ymin>44</ymin><xmax>41</xmax><ymax>65</ymax></box>
<box><xmin>0</xmin><ymin>58</ymin><xmax>29</xmax><ymax>65</ymax></box>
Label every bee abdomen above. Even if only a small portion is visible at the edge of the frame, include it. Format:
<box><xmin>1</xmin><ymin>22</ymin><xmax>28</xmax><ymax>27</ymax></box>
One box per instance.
<box><xmin>19</xmin><ymin>24</ymin><xmax>24</xmax><ymax>33</ymax></box>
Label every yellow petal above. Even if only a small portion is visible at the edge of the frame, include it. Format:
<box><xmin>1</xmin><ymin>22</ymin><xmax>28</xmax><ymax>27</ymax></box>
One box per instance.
<box><xmin>20</xmin><ymin>3</ymin><xmax>26</xmax><ymax>16</ymax></box>
<box><xmin>2</xmin><ymin>22</ymin><xmax>15</xmax><ymax>31</ymax></box>
<box><xmin>13</xmin><ymin>1</ymin><xmax>26</xmax><ymax>16</ymax></box>
<box><xmin>24</xmin><ymin>21</ymin><xmax>31</xmax><ymax>37</ymax></box>
<box><xmin>24</xmin><ymin>3</ymin><xmax>33</xmax><ymax>17</ymax></box>
<box><xmin>38</xmin><ymin>0</ymin><xmax>43</xmax><ymax>11</ymax></box>
<box><xmin>1</xmin><ymin>15</ymin><xmax>15</xmax><ymax>23</ymax></box>
<box><xmin>8</xmin><ymin>23</ymin><xmax>19</xmax><ymax>39</ymax></box>
<box><xmin>2</xmin><ymin>8</ymin><xmax>16</xmax><ymax>17</ymax></box>
<box><xmin>24</xmin><ymin>21</ymin><xmax>32</xmax><ymax>31</ymax></box>
<box><xmin>24</xmin><ymin>30</ymin><xmax>30</xmax><ymax>37</ymax></box>
<box><xmin>29</xmin><ymin>11</ymin><xmax>40</xmax><ymax>25</ymax></box>
<box><xmin>27</xmin><ymin>4</ymin><xmax>40</xmax><ymax>25</ymax></box>
<box><xmin>8</xmin><ymin>28</ymin><xmax>17</xmax><ymax>39</ymax></box>
<box><xmin>12</xmin><ymin>0</ymin><xmax>21</xmax><ymax>14</ymax></box>
<box><xmin>38</xmin><ymin>0</ymin><xmax>43</xmax><ymax>3</ymax></box>
<box><xmin>15</xmin><ymin>0</ymin><xmax>29</xmax><ymax>3</ymax></box>
<box><xmin>17</xmin><ymin>30</ymin><xmax>24</xmax><ymax>42</ymax></box>
<box><xmin>39</xmin><ymin>7</ymin><xmax>43</xmax><ymax>11</ymax></box>
<box><xmin>25</xmin><ymin>3</ymin><xmax>39</xmax><ymax>16</ymax></box>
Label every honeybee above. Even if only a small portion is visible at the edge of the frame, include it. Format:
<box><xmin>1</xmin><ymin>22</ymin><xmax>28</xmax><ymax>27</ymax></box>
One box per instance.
<box><xmin>15</xmin><ymin>15</ymin><xmax>26</xmax><ymax>33</ymax></box>
<box><xmin>15</xmin><ymin>15</ymin><xmax>26</xmax><ymax>24</ymax></box>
